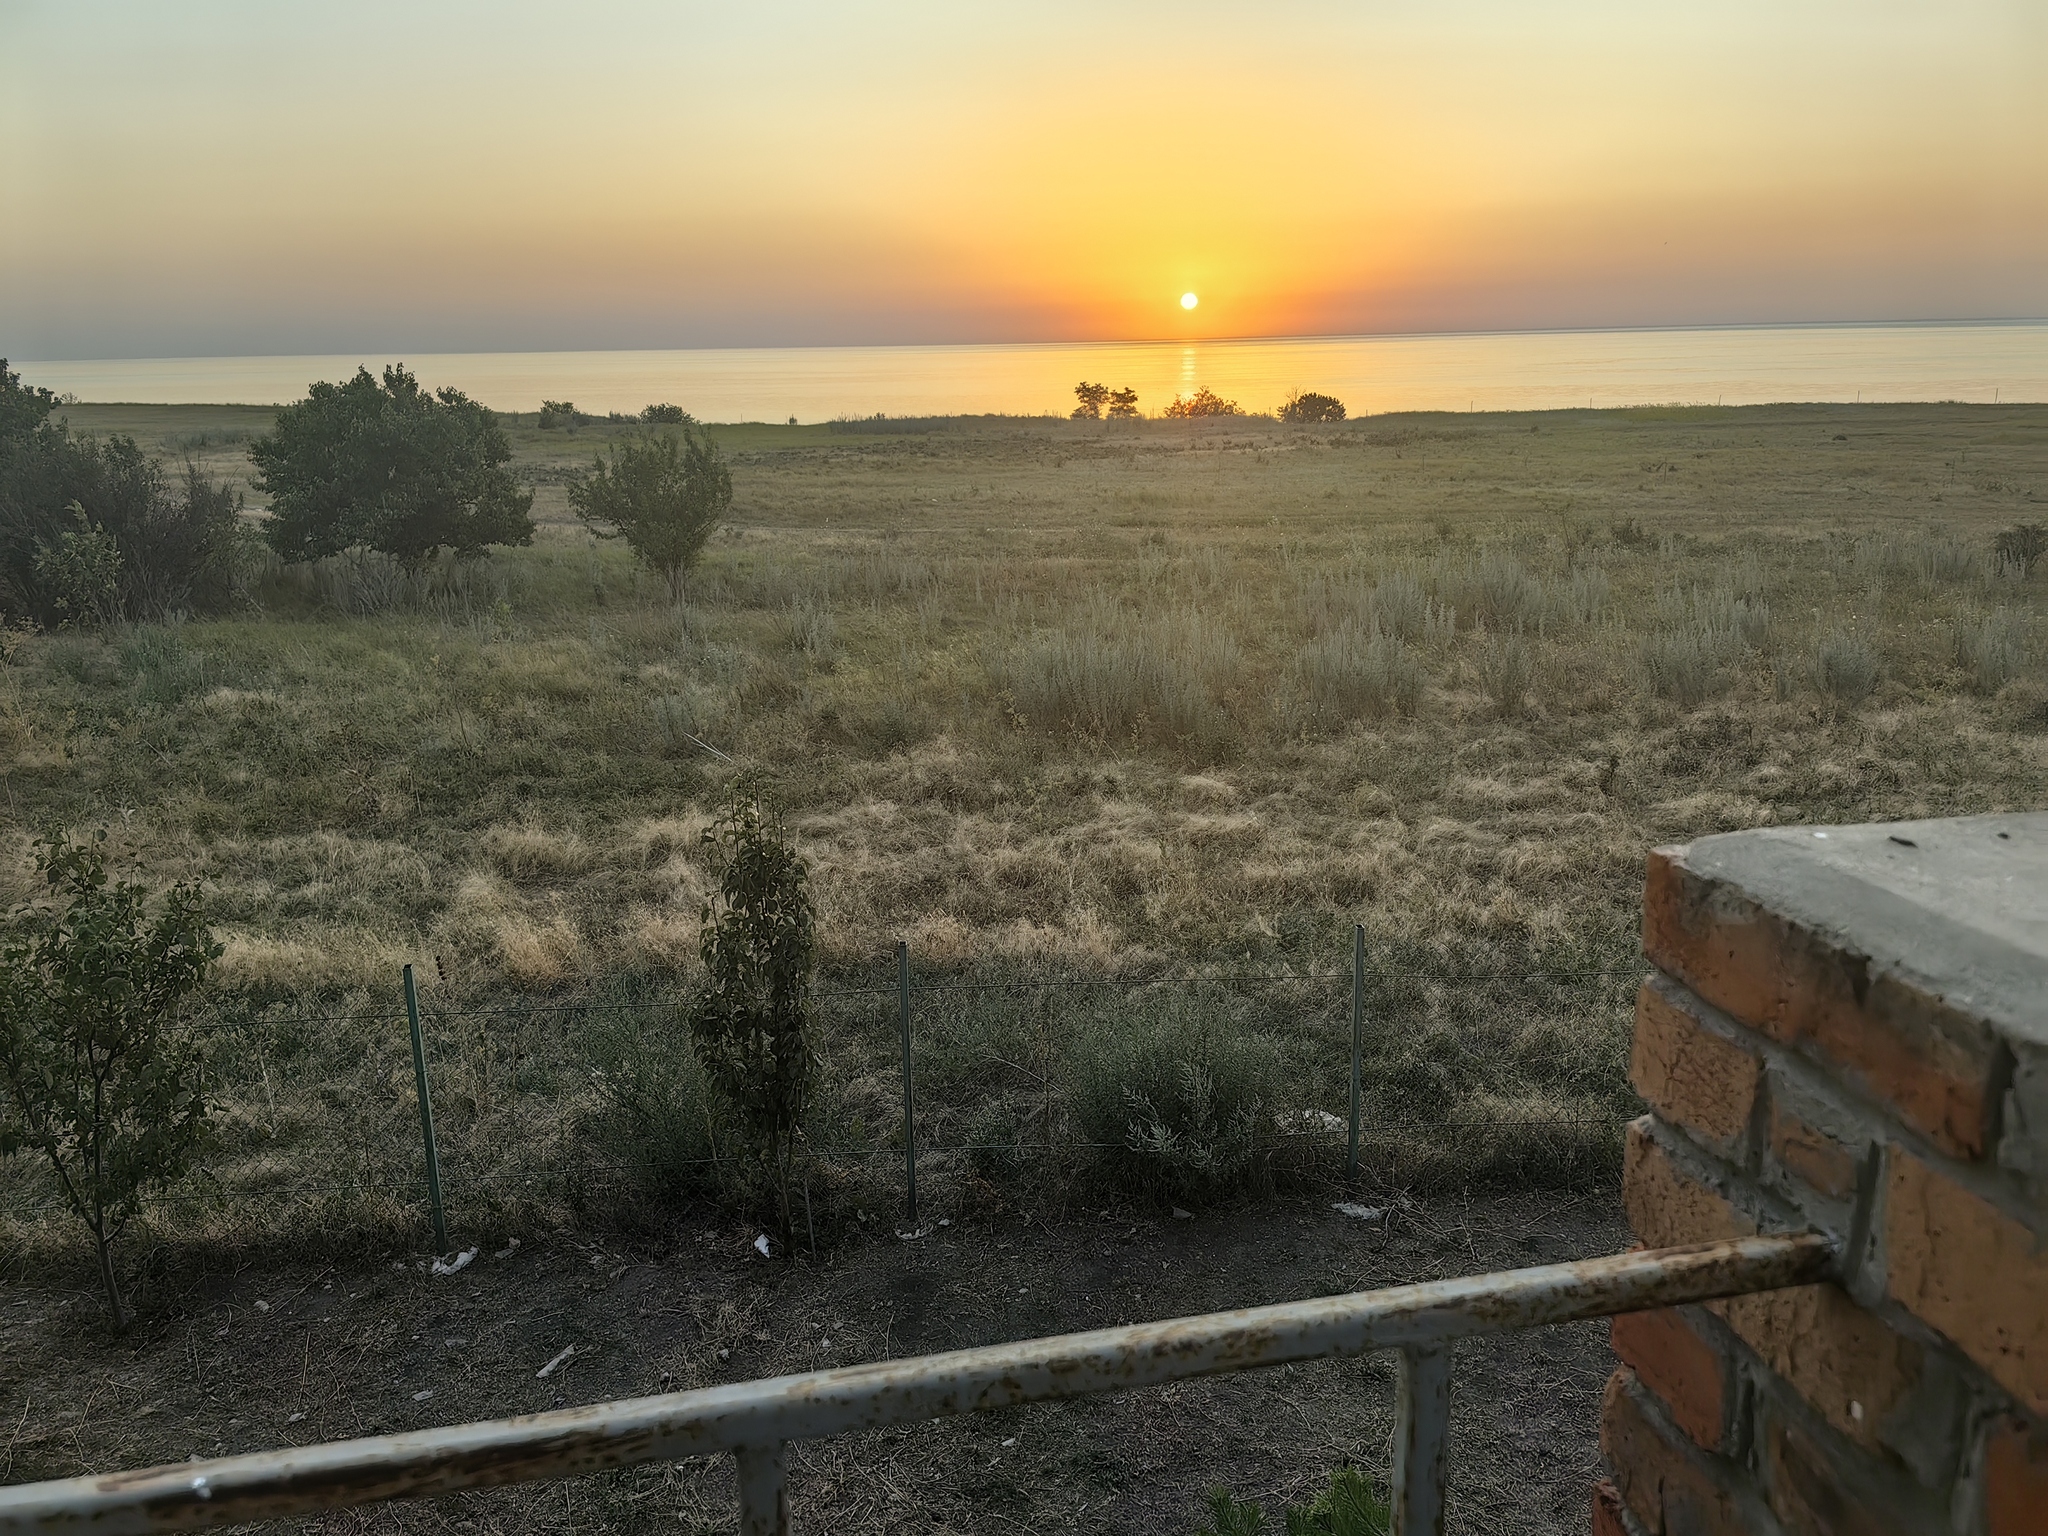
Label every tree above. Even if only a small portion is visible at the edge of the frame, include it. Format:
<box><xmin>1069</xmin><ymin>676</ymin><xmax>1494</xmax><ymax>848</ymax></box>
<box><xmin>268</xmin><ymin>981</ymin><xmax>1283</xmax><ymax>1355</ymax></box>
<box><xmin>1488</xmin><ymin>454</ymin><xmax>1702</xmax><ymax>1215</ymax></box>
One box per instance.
<box><xmin>1072</xmin><ymin>382</ymin><xmax>1110</xmax><ymax>420</ymax></box>
<box><xmin>1163</xmin><ymin>387</ymin><xmax>1242</xmax><ymax>419</ymax></box>
<box><xmin>538</xmin><ymin>400</ymin><xmax>580</xmax><ymax>430</ymax></box>
<box><xmin>1279</xmin><ymin>390</ymin><xmax>1347</xmax><ymax>424</ymax></box>
<box><xmin>641</xmin><ymin>403</ymin><xmax>690</xmax><ymax>425</ymax></box>
<box><xmin>568</xmin><ymin>426</ymin><xmax>731</xmax><ymax>601</ymax></box>
<box><xmin>249</xmin><ymin>365</ymin><xmax>534</xmax><ymax>568</ymax></box>
<box><xmin>687</xmin><ymin>782</ymin><xmax>818</xmax><ymax>1246</ymax></box>
<box><xmin>1107</xmin><ymin>387</ymin><xmax>1141</xmax><ymax>420</ymax></box>
<box><xmin>0</xmin><ymin>831</ymin><xmax>218</xmax><ymax>1331</ymax></box>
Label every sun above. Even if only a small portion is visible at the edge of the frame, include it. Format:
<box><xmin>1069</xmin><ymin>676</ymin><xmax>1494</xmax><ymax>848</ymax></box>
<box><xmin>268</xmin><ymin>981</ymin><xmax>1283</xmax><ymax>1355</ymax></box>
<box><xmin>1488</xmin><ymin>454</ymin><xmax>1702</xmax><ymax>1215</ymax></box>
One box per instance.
<box><xmin>1180</xmin><ymin>292</ymin><xmax>1199</xmax><ymax>310</ymax></box>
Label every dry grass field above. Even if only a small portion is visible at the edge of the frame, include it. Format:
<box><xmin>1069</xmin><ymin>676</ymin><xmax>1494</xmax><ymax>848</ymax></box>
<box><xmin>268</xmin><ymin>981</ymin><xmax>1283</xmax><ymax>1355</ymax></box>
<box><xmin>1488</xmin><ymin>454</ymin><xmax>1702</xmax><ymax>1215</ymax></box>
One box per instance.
<box><xmin>1</xmin><ymin>399</ymin><xmax>2044</xmax><ymax>1252</ymax></box>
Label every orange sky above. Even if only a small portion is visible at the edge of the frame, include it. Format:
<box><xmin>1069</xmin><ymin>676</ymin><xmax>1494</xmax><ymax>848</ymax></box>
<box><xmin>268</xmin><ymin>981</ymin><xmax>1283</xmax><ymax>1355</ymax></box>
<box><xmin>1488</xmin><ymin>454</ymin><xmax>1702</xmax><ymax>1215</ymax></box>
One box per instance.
<box><xmin>3</xmin><ymin>1</ymin><xmax>2044</xmax><ymax>357</ymax></box>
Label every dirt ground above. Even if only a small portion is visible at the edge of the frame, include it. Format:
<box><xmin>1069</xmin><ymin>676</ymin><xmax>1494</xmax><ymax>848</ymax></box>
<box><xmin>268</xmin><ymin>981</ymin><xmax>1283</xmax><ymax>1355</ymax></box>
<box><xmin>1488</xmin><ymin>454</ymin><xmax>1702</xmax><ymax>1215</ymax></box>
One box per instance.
<box><xmin>1</xmin><ymin>1189</ymin><xmax>1626</xmax><ymax>1535</ymax></box>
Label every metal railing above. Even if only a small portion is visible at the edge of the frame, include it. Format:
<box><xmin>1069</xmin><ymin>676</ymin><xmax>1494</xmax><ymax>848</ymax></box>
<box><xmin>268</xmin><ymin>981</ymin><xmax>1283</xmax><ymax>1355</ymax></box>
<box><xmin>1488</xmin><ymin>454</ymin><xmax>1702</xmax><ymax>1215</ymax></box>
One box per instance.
<box><xmin>0</xmin><ymin>1232</ymin><xmax>1832</xmax><ymax>1536</ymax></box>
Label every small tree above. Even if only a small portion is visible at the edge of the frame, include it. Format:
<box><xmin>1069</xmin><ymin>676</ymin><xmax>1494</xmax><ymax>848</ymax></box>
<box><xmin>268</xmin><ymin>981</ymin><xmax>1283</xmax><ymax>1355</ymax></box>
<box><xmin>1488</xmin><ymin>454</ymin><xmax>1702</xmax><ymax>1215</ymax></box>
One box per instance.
<box><xmin>688</xmin><ymin>783</ymin><xmax>817</xmax><ymax>1246</ymax></box>
<box><xmin>1072</xmin><ymin>382</ymin><xmax>1110</xmax><ymax>420</ymax></box>
<box><xmin>0</xmin><ymin>831</ymin><xmax>218</xmax><ymax>1331</ymax></box>
<box><xmin>1107</xmin><ymin>386</ymin><xmax>1141</xmax><ymax>420</ymax></box>
<box><xmin>250</xmin><ymin>365</ymin><xmax>534</xmax><ymax>568</ymax></box>
<box><xmin>569</xmin><ymin>426</ymin><xmax>732</xmax><ymax>602</ymax></box>
<box><xmin>538</xmin><ymin>400</ymin><xmax>579</xmax><ymax>430</ymax></box>
<box><xmin>641</xmin><ymin>403</ymin><xmax>690</xmax><ymax>425</ymax></box>
<box><xmin>1279</xmin><ymin>390</ymin><xmax>1347</xmax><ymax>424</ymax></box>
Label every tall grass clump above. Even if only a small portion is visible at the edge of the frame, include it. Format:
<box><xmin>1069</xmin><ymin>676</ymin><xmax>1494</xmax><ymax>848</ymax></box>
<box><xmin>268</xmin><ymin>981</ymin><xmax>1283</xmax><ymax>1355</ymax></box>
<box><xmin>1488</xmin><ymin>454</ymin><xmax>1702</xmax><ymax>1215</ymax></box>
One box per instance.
<box><xmin>1816</xmin><ymin>629</ymin><xmax>1881</xmax><ymax>704</ymax></box>
<box><xmin>1640</xmin><ymin>586</ymin><xmax>1764</xmax><ymax>705</ymax></box>
<box><xmin>1297</xmin><ymin>624</ymin><xmax>1425</xmax><ymax>720</ymax></box>
<box><xmin>1549</xmin><ymin>565</ymin><xmax>1610</xmax><ymax>626</ymax></box>
<box><xmin>1473</xmin><ymin>630</ymin><xmax>1533</xmax><ymax>716</ymax></box>
<box><xmin>1433</xmin><ymin>550</ymin><xmax>1542</xmax><ymax>631</ymax></box>
<box><xmin>996</xmin><ymin>606</ymin><xmax>1240</xmax><ymax>745</ymax></box>
<box><xmin>1952</xmin><ymin>607</ymin><xmax>2031</xmax><ymax>694</ymax></box>
<box><xmin>1366</xmin><ymin>571</ymin><xmax>1453</xmax><ymax>642</ymax></box>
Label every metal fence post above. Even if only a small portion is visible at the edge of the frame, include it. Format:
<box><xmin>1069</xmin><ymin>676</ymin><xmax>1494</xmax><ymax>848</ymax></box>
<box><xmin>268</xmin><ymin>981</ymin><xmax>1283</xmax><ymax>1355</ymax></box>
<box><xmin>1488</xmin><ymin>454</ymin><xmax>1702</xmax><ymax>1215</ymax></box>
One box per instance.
<box><xmin>1347</xmin><ymin>922</ymin><xmax>1364</xmax><ymax>1185</ymax></box>
<box><xmin>1393</xmin><ymin>1343</ymin><xmax>1450</xmax><ymax>1536</ymax></box>
<box><xmin>898</xmin><ymin>939</ymin><xmax>917</xmax><ymax>1231</ymax></box>
<box><xmin>403</xmin><ymin>964</ymin><xmax>449</xmax><ymax>1255</ymax></box>
<box><xmin>734</xmin><ymin>1443</ymin><xmax>789</xmax><ymax>1536</ymax></box>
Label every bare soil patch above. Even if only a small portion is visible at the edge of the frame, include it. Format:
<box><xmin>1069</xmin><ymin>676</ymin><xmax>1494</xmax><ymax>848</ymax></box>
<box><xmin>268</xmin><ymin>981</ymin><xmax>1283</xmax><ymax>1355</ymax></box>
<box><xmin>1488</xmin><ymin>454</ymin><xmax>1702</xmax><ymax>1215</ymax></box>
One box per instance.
<box><xmin>1</xmin><ymin>1190</ymin><xmax>1623</xmax><ymax>1535</ymax></box>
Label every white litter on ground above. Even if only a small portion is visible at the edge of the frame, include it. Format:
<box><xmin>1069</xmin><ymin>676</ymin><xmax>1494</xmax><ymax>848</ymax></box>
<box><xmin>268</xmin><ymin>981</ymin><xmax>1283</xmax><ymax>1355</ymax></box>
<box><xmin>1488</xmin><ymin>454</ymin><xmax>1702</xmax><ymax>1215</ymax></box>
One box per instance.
<box><xmin>535</xmin><ymin>1345</ymin><xmax>578</xmax><ymax>1379</ymax></box>
<box><xmin>1332</xmin><ymin>1202</ymin><xmax>1386</xmax><ymax>1221</ymax></box>
<box><xmin>411</xmin><ymin>1390</ymin><xmax>433</xmax><ymax>1402</ymax></box>
<box><xmin>493</xmin><ymin>1238</ymin><xmax>521</xmax><ymax>1260</ymax></box>
<box><xmin>753</xmin><ymin>1234</ymin><xmax>772</xmax><ymax>1258</ymax></box>
<box><xmin>431</xmin><ymin>1247</ymin><xmax>477</xmax><ymax>1277</ymax></box>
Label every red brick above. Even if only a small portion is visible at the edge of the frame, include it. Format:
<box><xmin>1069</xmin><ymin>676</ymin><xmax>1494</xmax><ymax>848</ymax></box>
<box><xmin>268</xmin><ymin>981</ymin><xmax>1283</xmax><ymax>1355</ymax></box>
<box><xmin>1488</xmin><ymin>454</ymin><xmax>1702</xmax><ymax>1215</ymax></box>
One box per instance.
<box><xmin>1631</xmin><ymin>981</ymin><xmax>1763</xmax><ymax>1160</ymax></box>
<box><xmin>1622</xmin><ymin>1118</ymin><xmax>1754</xmax><ymax>1250</ymax></box>
<box><xmin>1886</xmin><ymin>1150</ymin><xmax>2048</xmax><ymax>1413</ymax></box>
<box><xmin>1708</xmin><ymin>1283</ymin><xmax>1923</xmax><ymax>1453</ymax></box>
<box><xmin>1984</xmin><ymin>1414</ymin><xmax>2048</xmax><ymax>1536</ymax></box>
<box><xmin>1762</xmin><ymin>1411</ymin><xmax>1919</xmax><ymax>1536</ymax></box>
<box><xmin>1592</xmin><ymin>1478</ymin><xmax>1630</xmax><ymax>1536</ymax></box>
<box><xmin>1611</xmin><ymin>1308</ymin><xmax>1728</xmax><ymax>1450</ymax></box>
<box><xmin>1643</xmin><ymin>847</ymin><xmax>1999</xmax><ymax>1159</ymax></box>
<box><xmin>1601</xmin><ymin>1369</ymin><xmax>1751</xmax><ymax>1536</ymax></box>
<box><xmin>1767</xmin><ymin>1100</ymin><xmax>1860</xmax><ymax>1201</ymax></box>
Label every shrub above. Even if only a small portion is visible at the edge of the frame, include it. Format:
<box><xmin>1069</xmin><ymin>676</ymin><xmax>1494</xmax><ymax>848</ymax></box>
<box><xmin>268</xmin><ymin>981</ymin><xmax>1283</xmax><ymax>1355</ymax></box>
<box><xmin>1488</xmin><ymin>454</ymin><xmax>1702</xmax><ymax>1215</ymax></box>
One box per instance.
<box><xmin>1278</xmin><ymin>390</ymin><xmax>1347</xmax><ymax>424</ymax></box>
<box><xmin>640</xmin><ymin>403</ymin><xmax>690</xmax><ymax>425</ymax></box>
<box><xmin>251</xmin><ymin>365</ymin><xmax>535</xmax><ymax>567</ymax></box>
<box><xmin>1365</xmin><ymin>572</ymin><xmax>1450</xmax><ymax>642</ymax></box>
<box><xmin>1551</xmin><ymin>565</ymin><xmax>1610</xmax><ymax>626</ymax></box>
<box><xmin>32</xmin><ymin>504</ymin><xmax>123</xmax><ymax>627</ymax></box>
<box><xmin>1996</xmin><ymin>523</ymin><xmax>2045</xmax><ymax>579</ymax></box>
<box><xmin>1953</xmin><ymin>608</ymin><xmax>2030</xmax><ymax>694</ymax></box>
<box><xmin>584</xmin><ymin>998</ymin><xmax>722</xmax><ymax>1201</ymax></box>
<box><xmin>1474</xmin><ymin>630</ymin><xmax>1532</xmax><ymax>715</ymax></box>
<box><xmin>568</xmin><ymin>427</ymin><xmax>732</xmax><ymax>602</ymax></box>
<box><xmin>1069</xmin><ymin>998</ymin><xmax>1287</xmax><ymax>1202</ymax></box>
<box><xmin>538</xmin><ymin>400</ymin><xmax>579</xmax><ymax>430</ymax></box>
<box><xmin>0</xmin><ymin>831</ymin><xmax>219</xmax><ymax>1331</ymax></box>
<box><xmin>1433</xmin><ymin>550</ymin><xmax>1541</xmax><ymax>631</ymax></box>
<box><xmin>688</xmin><ymin>782</ymin><xmax>818</xmax><ymax>1243</ymax></box>
<box><xmin>1816</xmin><ymin>630</ymin><xmax>1881</xmax><ymax>704</ymax></box>
<box><xmin>1298</xmin><ymin>624</ymin><xmax>1424</xmax><ymax>719</ymax></box>
<box><xmin>1642</xmin><ymin>624</ymin><xmax>1735</xmax><ymax>706</ymax></box>
<box><xmin>1163</xmin><ymin>387</ymin><xmax>1242</xmax><ymax>419</ymax></box>
<box><xmin>1072</xmin><ymin>382</ymin><xmax>1109</xmax><ymax>421</ymax></box>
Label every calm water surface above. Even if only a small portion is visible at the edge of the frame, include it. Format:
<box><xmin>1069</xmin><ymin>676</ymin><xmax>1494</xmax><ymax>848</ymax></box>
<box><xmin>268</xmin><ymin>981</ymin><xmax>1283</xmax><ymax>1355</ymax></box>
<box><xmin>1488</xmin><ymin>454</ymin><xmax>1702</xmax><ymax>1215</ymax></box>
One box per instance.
<box><xmin>16</xmin><ymin>323</ymin><xmax>2045</xmax><ymax>421</ymax></box>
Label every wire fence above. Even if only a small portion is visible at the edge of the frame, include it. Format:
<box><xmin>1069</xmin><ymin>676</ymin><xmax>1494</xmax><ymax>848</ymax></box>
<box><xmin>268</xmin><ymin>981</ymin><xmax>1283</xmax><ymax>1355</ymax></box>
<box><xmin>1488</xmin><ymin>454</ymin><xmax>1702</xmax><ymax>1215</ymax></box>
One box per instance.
<box><xmin>0</xmin><ymin>939</ymin><xmax>1646</xmax><ymax>1240</ymax></box>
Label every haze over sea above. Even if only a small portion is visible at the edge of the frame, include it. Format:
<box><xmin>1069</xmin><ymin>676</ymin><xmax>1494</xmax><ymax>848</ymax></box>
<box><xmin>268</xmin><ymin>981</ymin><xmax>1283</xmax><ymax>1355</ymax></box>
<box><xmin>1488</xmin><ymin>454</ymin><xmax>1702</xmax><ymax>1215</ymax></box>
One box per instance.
<box><xmin>16</xmin><ymin>322</ymin><xmax>2045</xmax><ymax>422</ymax></box>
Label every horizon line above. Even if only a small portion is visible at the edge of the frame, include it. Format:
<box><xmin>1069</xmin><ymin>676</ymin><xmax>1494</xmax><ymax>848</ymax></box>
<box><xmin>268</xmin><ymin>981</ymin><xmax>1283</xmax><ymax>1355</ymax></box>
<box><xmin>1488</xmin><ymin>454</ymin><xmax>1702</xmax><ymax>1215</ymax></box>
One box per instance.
<box><xmin>12</xmin><ymin>315</ymin><xmax>2048</xmax><ymax>369</ymax></box>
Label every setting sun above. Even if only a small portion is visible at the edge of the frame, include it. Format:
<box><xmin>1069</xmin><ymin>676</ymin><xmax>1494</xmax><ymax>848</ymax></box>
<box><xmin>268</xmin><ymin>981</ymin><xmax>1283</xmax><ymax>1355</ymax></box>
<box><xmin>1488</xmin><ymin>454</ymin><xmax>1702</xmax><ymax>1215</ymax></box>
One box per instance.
<box><xmin>1180</xmin><ymin>292</ymin><xmax>1199</xmax><ymax>311</ymax></box>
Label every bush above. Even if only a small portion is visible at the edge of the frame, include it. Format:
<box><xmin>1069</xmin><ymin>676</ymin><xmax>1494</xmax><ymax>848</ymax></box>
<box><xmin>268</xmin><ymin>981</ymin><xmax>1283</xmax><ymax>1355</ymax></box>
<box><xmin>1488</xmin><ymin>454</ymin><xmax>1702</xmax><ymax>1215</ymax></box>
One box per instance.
<box><xmin>1163</xmin><ymin>387</ymin><xmax>1242</xmax><ymax>419</ymax></box>
<box><xmin>251</xmin><ymin>365</ymin><xmax>534</xmax><ymax>567</ymax></box>
<box><xmin>1069</xmin><ymin>997</ymin><xmax>1287</xmax><ymax>1202</ymax></box>
<box><xmin>995</xmin><ymin>606</ymin><xmax>1240</xmax><ymax>746</ymax></box>
<box><xmin>1996</xmin><ymin>523</ymin><xmax>2045</xmax><ymax>579</ymax></box>
<box><xmin>1365</xmin><ymin>572</ymin><xmax>1451</xmax><ymax>642</ymax></box>
<box><xmin>1816</xmin><ymin>630</ymin><xmax>1880</xmax><ymax>704</ymax></box>
<box><xmin>1474</xmin><ymin>630</ymin><xmax>1532</xmax><ymax>715</ymax></box>
<box><xmin>1278</xmin><ymin>390</ymin><xmax>1347</xmax><ymax>424</ymax></box>
<box><xmin>688</xmin><ymin>782</ymin><xmax>818</xmax><ymax>1242</ymax></box>
<box><xmin>32</xmin><ymin>505</ymin><xmax>123</xmax><ymax>628</ymax></box>
<box><xmin>1432</xmin><ymin>551</ymin><xmax>1541</xmax><ymax>631</ymax></box>
<box><xmin>1106</xmin><ymin>386</ymin><xmax>1141</xmax><ymax>420</ymax></box>
<box><xmin>2</xmin><ymin>363</ymin><xmax>247</xmax><ymax>623</ymax></box>
<box><xmin>568</xmin><ymin>426</ymin><xmax>732</xmax><ymax>601</ymax></box>
<box><xmin>640</xmin><ymin>403</ymin><xmax>690</xmax><ymax>425</ymax></box>
<box><xmin>584</xmin><ymin>999</ymin><xmax>723</xmax><ymax>1201</ymax></box>
<box><xmin>1072</xmin><ymin>382</ymin><xmax>1109</xmax><ymax>421</ymax></box>
<box><xmin>538</xmin><ymin>400</ymin><xmax>580</xmax><ymax>430</ymax></box>
<box><xmin>1953</xmin><ymin>608</ymin><xmax>2029</xmax><ymax>693</ymax></box>
<box><xmin>1298</xmin><ymin>624</ymin><xmax>1424</xmax><ymax>719</ymax></box>
<box><xmin>0</xmin><ymin>831</ymin><xmax>219</xmax><ymax>1330</ymax></box>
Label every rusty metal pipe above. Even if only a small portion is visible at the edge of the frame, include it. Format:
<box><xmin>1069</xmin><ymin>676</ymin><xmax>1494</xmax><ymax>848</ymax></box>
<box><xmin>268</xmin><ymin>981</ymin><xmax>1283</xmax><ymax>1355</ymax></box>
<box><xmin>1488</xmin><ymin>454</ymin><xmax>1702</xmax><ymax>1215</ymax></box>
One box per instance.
<box><xmin>0</xmin><ymin>1233</ymin><xmax>1831</xmax><ymax>1536</ymax></box>
<box><xmin>1392</xmin><ymin>1345</ymin><xmax>1449</xmax><ymax>1536</ymax></box>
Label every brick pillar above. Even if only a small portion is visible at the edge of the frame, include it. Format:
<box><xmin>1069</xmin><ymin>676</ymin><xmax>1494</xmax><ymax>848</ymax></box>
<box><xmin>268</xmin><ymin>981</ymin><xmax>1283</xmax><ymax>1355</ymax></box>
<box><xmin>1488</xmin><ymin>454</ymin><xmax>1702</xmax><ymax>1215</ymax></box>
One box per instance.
<box><xmin>1594</xmin><ymin>813</ymin><xmax>2048</xmax><ymax>1536</ymax></box>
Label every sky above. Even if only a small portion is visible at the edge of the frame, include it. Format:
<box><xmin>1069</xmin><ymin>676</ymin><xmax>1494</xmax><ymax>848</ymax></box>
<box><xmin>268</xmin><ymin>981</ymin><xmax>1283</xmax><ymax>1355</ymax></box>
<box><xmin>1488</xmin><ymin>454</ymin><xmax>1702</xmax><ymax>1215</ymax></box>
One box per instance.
<box><xmin>2</xmin><ymin>1</ymin><xmax>2044</xmax><ymax>360</ymax></box>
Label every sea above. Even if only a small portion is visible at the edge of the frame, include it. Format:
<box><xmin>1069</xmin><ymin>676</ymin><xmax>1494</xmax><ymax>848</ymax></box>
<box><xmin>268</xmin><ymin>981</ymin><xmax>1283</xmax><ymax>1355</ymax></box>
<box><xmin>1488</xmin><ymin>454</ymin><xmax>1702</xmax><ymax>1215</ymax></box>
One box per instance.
<box><xmin>13</xmin><ymin>321</ymin><xmax>2045</xmax><ymax>422</ymax></box>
